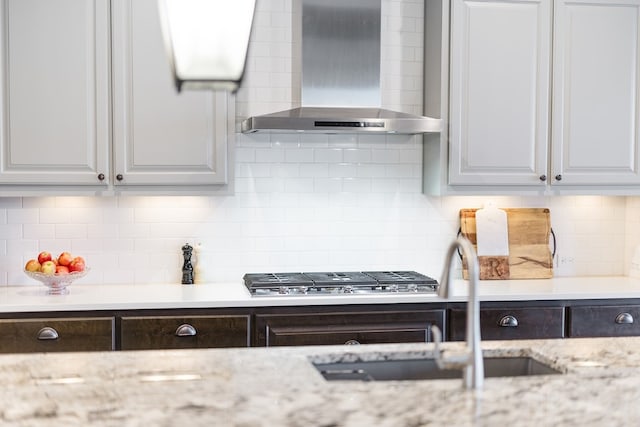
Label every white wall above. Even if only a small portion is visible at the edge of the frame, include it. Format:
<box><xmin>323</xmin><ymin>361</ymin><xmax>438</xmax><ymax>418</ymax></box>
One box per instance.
<box><xmin>0</xmin><ymin>0</ymin><xmax>631</xmax><ymax>286</ymax></box>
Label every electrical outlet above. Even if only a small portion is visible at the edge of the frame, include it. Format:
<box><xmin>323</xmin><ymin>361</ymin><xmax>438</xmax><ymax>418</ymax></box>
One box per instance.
<box><xmin>558</xmin><ymin>255</ymin><xmax>575</xmax><ymax>267</ymax></box>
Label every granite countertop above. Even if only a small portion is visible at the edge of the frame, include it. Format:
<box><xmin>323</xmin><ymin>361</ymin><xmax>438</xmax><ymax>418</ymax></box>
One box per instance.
<box><xmin>2</xmin><ymin>337</ymin><xmax>640</xmax><ymax>426</ymax></box>
<box><xmin>2</xmin><ymin>275</ymin><xmax>640</xmax><ymax>313</ymax></box>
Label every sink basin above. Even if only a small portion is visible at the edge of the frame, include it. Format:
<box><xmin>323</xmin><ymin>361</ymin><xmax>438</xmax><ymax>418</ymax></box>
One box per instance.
<box><xmin>314</xmin><ymin>356</ymin><xmax>562</xmax><ymax>381</ymax></box>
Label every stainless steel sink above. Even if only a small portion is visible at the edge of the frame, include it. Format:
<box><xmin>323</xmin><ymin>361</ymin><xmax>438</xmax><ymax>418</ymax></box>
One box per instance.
<box><xmin>314</xmin><ymin>356</ymin><xmax>562</xmax><ymax>381</ymax></box>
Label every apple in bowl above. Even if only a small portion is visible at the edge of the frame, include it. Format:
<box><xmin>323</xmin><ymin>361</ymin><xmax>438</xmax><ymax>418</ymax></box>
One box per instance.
<box><xmin>40</xmin><ymin>260</ymin><xmax>57</xmax><ymax>275</ymax></box>
<box><xmin>69</xmin><ymin>256</ymin><xmax>86</xmax><ymax>273</ymax></box>
<box><xmin>24</xmin><ymin>259</ymin><xmax>41</xmax><ymax>272</ymax></box>
<box><xmin>37</xmin><ymin>251</ymin><xmax>52</xmax><ymax>264</ymax></box>
<box><xmin>57</xmin><ymin>251</ymin><xmax>73</xmax><ymax>267</ymax></box>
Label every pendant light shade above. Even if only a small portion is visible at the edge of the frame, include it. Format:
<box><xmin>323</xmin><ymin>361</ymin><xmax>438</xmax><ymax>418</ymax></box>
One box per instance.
<box><xmin>158</xmin><ymin>0</ymin><xmax>256</xmax><ymax>92</ymax></box>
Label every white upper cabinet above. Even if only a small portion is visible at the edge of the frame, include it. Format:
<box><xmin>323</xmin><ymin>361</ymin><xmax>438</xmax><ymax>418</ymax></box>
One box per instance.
<box><xmin>448</xmin><ymin>0</ymin><xmax>551</xmax><ymax>187</ymax></box>
<box><xmin>111</xmin><ymin>0</ymin><xmax>229</xmax><ymax>187</ymax></box>
<box><xmin>0</xmin><ymin>0</ymin><xmax>110</xmax><ymax>186</ymax></box>
<box><xmin>429</xmin><ymin>0</ymin><xmax>640</xmax><ymax>193</ymax></box>
<box><xmin>0</xmin><ymin>0</ymin><xmax>231</xmax><ymax>193</ymax></box>
<box><xmin>552</xmin><ymin>0</ymin><xmax>640</xmax><ymax>186</ymax></box>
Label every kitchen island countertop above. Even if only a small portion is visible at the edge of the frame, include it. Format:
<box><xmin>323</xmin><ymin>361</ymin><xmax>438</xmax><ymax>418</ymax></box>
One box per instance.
<box><xmin>2</xmin><ymin>275</ymin><xmax>640</xmax><ymax>312</ymax></box>
<box><xmin>1</xmin><ymin>336</ymin><xmax>640</xmax><ymax>426</ymax></box>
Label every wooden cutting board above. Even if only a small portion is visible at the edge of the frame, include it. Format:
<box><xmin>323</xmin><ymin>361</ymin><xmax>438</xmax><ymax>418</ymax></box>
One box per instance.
<box><xmin>475</xmin><ymin>206</ymin><xmax>510</xmax><ymax>279</ymax></box>
<box><xmin>459</xmin><ymin>208</ymin><xmax>553</xmax><ymax>280</ymax></box>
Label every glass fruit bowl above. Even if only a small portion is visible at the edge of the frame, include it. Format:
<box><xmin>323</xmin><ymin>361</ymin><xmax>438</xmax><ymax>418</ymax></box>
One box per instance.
<box><xmin>24</xmin><ymin>268</ymin><xmax>89</xmax><ymax>295</ymax></box>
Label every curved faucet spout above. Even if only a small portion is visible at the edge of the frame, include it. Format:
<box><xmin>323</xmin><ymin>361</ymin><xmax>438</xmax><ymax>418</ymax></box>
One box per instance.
<box><xmin>433</xmin><ymin>236</ymin><xmax>484</xmax><ymax>390</ymax></box>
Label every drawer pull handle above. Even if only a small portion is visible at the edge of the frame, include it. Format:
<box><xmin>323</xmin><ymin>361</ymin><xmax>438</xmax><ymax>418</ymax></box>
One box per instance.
<box><xmin>37</xmin><ymin>327</ymin><xmax>59</xmax><ymax>340</ymax></box>
<box><xmin>344</xmin><ymin>339</ymin><xmax>361</xmax><ymax>345</ymax></box>
<box><xmin>498</xmin><ymin>315</ymin><xmax>519</xmax><ymax>328</ymax></box>
<box><xmin>615</xmin><ymin>313</ymin><xmax>634</xmax><ymax>324</ymax></box>
<box><xmin>175</xmin><ymin>324</ymin><xmax>197</xmax><ymax>337</ymax></box>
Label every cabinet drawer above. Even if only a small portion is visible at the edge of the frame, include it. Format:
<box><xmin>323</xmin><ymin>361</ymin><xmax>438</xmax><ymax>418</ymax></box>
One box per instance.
<box><xmin>120</xmin><ymin>315</ymin><xmax>250</xmax><ymax>350</ymax></box>
<box><xmin>569</xmin><ymin>306</ymin><xmax>640</xmax><ymax>337</ymax></box>
<box><xmin>0</xmin><ymin>317</ymin><xmax>114</xmax><ymax>353</ymax></box>
<box><xmin>255</xmin><ymin>310</ymin><xmax>445</xmax><ymax>347</ymax></box>
<box><xmin>449</xmin><ymin>307</ymin><xmax>565</xmax><ymax>341</ymax></box>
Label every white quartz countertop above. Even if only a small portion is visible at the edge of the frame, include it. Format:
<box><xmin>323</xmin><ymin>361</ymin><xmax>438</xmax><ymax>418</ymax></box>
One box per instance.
<box><xmin>2</xmin><ymin>336</ymin><xmax>640</xmax><ymax>426</ymax></box>
<box><xmin>3</xmin><ymin>276</ymin><xmax>640</xmax><ymax>312</ymax></box>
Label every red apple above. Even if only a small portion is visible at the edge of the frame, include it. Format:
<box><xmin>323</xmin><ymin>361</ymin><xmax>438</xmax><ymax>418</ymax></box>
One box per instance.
<box><xmin>57</xmin><ymin>251</ymin><xmax>73</xmax><ymax>266</ymax></box>
<box><xmin>69</xmin><ymin>256</ymin><xmax>86</xmax><ymax>273</ymax></box>
<box><xmin>37</xmin><ymin>251</ymin><xmax>52</xmax><ymax>264</ymax></box>
<box><xmin>25</xmin><ymin>259</ymin><xmax>41</xmax><ymax>272</ymax></box>
<box><xmin>40</xmin><ymin>260</ymin><xmax>56</xmax><ymax>275</ymax></box>
<box><xmin>55</xmin><ymin>265</ymin><xmax>69</xmax><ymax>275</ymax></box>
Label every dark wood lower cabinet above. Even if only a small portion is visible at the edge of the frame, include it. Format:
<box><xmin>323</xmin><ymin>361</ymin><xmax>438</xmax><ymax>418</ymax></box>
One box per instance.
<box><xmin>120</xmin><ymin>315</ymin><xmax>250</xmax><ymax>350</ymax></box>
<box><xmin>0</xmin><ymin>317</ymin><xmax>114</xmax><ymax>353</ymax></box>
<box><xmin>7</xmin><ymin>298</ymin><xmax>640</xmax><ymax>353</ymax></box>
<box><xmin>449</xmin><ymin>307</ymin><xmax>565</xmax><ymax>341</ymax></box>
<box><xmin>569</xmin><ymin>305</ymin><xmax>640</xmax><ymax>337</ymax></box>
<box><xmin>254</xmin><ymin>310</ymin><xmax>445</xmax><ymax>347</ymax></box>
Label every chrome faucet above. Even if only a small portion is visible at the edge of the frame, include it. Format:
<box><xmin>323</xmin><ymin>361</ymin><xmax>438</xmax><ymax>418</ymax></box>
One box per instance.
<box><xmin>431</xmin><ymin>236</ymin><xmax>484</xmax><ymax>390</ymax></box>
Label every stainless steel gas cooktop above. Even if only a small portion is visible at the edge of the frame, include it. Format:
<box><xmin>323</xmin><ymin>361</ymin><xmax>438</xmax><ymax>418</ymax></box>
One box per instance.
<box><xmin>243</xmin><ymin>271</ymin><xmax>438</xmax><ymax>296</ymax></box>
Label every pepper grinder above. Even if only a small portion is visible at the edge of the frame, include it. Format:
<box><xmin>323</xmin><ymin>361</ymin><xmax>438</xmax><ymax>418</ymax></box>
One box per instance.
<box><xmin>181</xmin><ymin>243</ymin><xmax>194</xmax><ymax>285</ymax></box>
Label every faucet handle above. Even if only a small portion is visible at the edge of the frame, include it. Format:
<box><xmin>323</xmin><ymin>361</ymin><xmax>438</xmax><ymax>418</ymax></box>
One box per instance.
<box><xmin>430</xmin><ymin>325</ymin><xmax>470</xmax><ymax>370</ymax></box>
<box><xmin>430</xmin><ymin>324</ymin><xmax>443</xmax><ymax>348</ymax></box>
<box><xmin>430</xmin><ymin>325</ymin><xmax>447</xmax><ymax>369</ymax></box>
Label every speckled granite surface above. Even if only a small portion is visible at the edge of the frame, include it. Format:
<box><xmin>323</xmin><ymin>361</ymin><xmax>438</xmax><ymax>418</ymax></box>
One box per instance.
<box><xmin>2</xmin><ymin>337</ymin><xmax>640</xmax><ymax>426</ymax></box>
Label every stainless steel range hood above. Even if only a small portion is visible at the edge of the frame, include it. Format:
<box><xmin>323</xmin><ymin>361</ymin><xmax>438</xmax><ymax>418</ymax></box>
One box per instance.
<box><xmin>241</xmin><ymin>0</ymin><xmax>441</xmax><ymax>135</ymax></box>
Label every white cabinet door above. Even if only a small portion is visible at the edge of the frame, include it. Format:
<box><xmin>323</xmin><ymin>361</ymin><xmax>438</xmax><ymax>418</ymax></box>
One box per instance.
<box><xmin>111</xmin><ymin>0</ymin><xmax>229</xmax><ymax>187</ymax></box>
<box><xmin>448</xmin><ymin>0</ymin><xmax>552</xmax><ymax>186</ymax></box>
<box><xmin>551</xmin><ymin>0</ymin><xmax>640</xmax><ymax>186</ymax></box>
<box><xmin>0</xmin><ymin>0</ymin><xmax>110</xmax><ymax>186</ymax></box>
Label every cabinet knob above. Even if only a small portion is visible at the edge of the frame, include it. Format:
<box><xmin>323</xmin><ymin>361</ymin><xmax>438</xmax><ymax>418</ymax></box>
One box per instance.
<box><xmin>539</xmin><ymin>175</ymin><xmax>547</xmax><ymax>182</ymax></box>
<box><xmin>498</xmin><ymin>315</ymin><xmax>519</xmax><ymax>327</ymax></box>
<box><xmin>344</xmin><ymin>339</ymin><xmax>361</xmax><ymax>345</ymax></box>
<box><xmin>175</xmin><ymin>323</ymin><xmax>197</xmax><ymax>337</ymax></box>
<box><xmin>555</xmin><ymin>174</ymin><xmax>562</xmax><ymax>181</ymax></box>
<box><xmin>116</xmin><ymin>174</ymin><xmax>124</xmax><ymax>181</ymax></box>
<box><xmin>97</xmin><ymin>173</ymin><xmax>105</xmax><ymax>181</ymax></box>
<box><xmin>37</xmin><ymin>326</ymin><xmax>59</xmax><ymax>340</ymax></box>
<box><xmin>615</xmin><ymin>313</ymin><xmax>634</xmax><ymax>324</ymax></box>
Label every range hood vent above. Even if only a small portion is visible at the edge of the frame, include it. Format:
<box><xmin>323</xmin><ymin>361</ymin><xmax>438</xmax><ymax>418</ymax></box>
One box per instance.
<box><xmin>241</xmin><ymin>0</ymin><xmax>441</xmax><ymax>135</ymax></box>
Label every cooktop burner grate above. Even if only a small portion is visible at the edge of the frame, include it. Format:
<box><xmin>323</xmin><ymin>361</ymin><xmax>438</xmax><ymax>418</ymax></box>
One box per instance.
<box><xmin>363</xmin><ymin>271</ymin><xmax>438</xmax><ymax>285</ymax></box>
<box><xmin>243</xmin><ymin>271</ymin><xmax>439</xmax><ymax>296</ymax></box>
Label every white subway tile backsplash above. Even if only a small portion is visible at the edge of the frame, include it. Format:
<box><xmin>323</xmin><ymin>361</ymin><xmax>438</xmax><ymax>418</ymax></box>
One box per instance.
<box><xmin>314</xmin><ymin>148</ymin><xmax>343</xmax><ymax>163</ymax></box>
<box><xmin>8</xmin><ymin>209</ymin><xmax>37</xmax><ymax>224</ymax></box>
<box><xmin>344</xmin><ymin>149</ymin><xmax>373</xmax><ymax>163</ymax></box>
<box><xmin>285</xmin><ymin>148</ymin><xmax>314</xmax><ymax>163</ymax></box>
<box><xmin>0</xmin><ymin>198</ymin><xmax>21</xmax><ymax>208</ymax></box>
<box><xmin>313</xmin><ymin>178</ymin><xmax>343</xmax><ymax>193</ymax></box>
<box><xmin>342</xmin><ymin>178</ymin><xmax>373</xmax><ymax>193</ymax></box>
<box><xmin>357</xmin><ymin>164</ymin><xmax>387</xmax><ymax>178</ymax></box>
<box><xmin>8</xmin><ymin>239</ymin><xmax>37</xmax><ymax>256</ymax></box>
<box><xmin>255</xmin><ymin>148</ymin><xmax>285</xmax><ymax>163</ymax></box>
<box><xmin>235</xmin><ymin>147</ymin><xmax>257</xmax><ymax>163</ymax></box>
<box><xmin>372</xmin><ymin>149</ymin><xmax>401</xmax><ymax>163</ymax></box>
<box><xmin>299</xmin><ymin>134</ymin><xmax>330</xmax><ymax>147</ymax></box>
<box><xmin>328</xmin><ymin>135</ymin><xmax>358</xmax><ymax>149</ymax></box>
<box><xmin>22</xmin><ymin>197</ymin><xmax>56</xmax><ymax>208</ymax></box>
<box><xmin>39</xmin><ymin>208</ymin><xmax>73</xmax><ymax>224</ymax></box>
<box><xmin>385</xmin><ymin>164</ymin><xmax>415</xmax><ymax>178</ymax></box>
<box><xmin>329</xmin><ymin>164</ymin><xmax>358</xmax><ymax>178</ymax></box>
<box><xmin>299</xmin><ymin>163</ymin><xmax>328</xmax><ymax>178</ymax></box>
<box><xmin>22</xmin><ymin>224</ymin><xmax>54</xmax><ymax>240</ymax></box>
<box><xmin>55</xmin><ymin>224</ymin><xmax>88</xmax><ymax>239</ymax></box>
<box><xmin>283</xmin><ymin>178</ymin><xmax>314</xmax><ymax>193</ymax></box>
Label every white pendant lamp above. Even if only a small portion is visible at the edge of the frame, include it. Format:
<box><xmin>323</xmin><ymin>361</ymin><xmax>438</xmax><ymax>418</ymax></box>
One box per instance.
<box><xmin>158</xmin><ymin>0</ymin><xmax>256</xmax><ymax>92</ymax></box>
